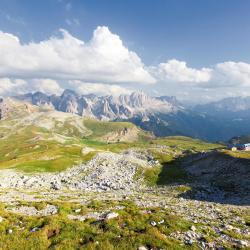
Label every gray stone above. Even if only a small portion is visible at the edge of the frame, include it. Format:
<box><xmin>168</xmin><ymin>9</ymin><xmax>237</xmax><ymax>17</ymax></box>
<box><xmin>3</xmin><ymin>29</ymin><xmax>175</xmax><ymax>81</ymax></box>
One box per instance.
<box><xmin>150</xmin><ymin>221</ymin><xmax>157</xmax><ymax>226</ymax></box>
<box><xmin>105</xmin><ymin>212</ymin><xmax>119</xmax><ymax>220</ymax></box>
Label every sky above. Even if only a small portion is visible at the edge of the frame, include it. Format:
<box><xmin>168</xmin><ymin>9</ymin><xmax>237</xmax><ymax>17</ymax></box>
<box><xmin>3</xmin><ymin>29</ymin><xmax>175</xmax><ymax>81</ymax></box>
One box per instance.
<box><xmin>0</xmin><ymin>0</ymin><xmax>250</xmax><ymax>103</ymax></box>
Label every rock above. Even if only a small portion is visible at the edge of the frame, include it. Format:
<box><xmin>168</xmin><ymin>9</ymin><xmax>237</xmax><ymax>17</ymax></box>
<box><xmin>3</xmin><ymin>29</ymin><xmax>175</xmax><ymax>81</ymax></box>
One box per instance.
<box><xmin>158</xmin><ymin>219</ymin><xmax>165</xmax><ymax>224</ymax></box>
<box><xmin>114</xmin><ymin>205</ymin><xmax>125</xmax><ymax>210</ymax></box>
<box><xmin>138</xmin><ymin>246</ymin><xmax>148</xmax><ymax>250</ymax></box>
<box><xmin>0</xmin><ymin>216</ymin><xmax>3</xmax><ymax>223</ymax></box>
<box><xmin>74</xmin><ymin>208</ymin><xmax>81</xmax><ymax>213</ymax></box>
<box><xmin>68</xmin><ymin>214</ymin><xmax>86</xmax><ymax>222</ymax></box>
<box><xmin>105</xmin><ymin>212</ymin><xmax>119</xmax><ymax>220</ymax></box>
<box><xmin>224</xmin><ymin>224</ymin><xmax>234</xmax><ymax>230</ymax></box>
<box><xmin>235</xmin><ymin>239</ymin><xmax>249</xmax><ymax>247</ymax></box>
<box><xmin>150</xmin><ymin>221</ymin><xmax>157</xmax><ymax>226</ymax></box>
<box><xmin>0</xmin><ymin>150</ymin><xmax>153</xmax><ymax>192</ymax></box>
<box><xmin>51</xmin><ymin>182</ymin><xmax>61</xmax><ymax>190</ymax></box>
<box><xmin>30</xmin><ymin>227</ymin><xmax>40</xmax><ymax>232</ymax></box>
<box><xmin>185</xmin><ymin>239</ymin><xmax>193</xmax><ymax>245</ymax></box>
<box><xmin>7</xmin><ymin>229</ymin><xmax>13</xmax><ymax>234</ymax></box>
<box><xmin>44</xmin><ymin>205</ymin><xmax>58</xmax><ymax>215</ymax></box>
<box><xmin>6</xmin><ymin>204</ymin><xmax>58</xmax><ymax>216</ymax></box>
<box><xmin>191</xmin><ymin>225</ymin><xmax>196</xmax><ymax>231</ymax></box>
<box><xmin>207</xmin><ymin>242</ymin><xmax>216</xmax><ymax>248</ymax></box>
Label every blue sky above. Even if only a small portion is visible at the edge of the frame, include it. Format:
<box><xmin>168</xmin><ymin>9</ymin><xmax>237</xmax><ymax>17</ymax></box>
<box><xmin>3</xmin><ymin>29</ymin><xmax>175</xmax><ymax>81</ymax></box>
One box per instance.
<box><xmin>0</xmin><ymin>0</ymin><xmax>250</xmax><ymax>102</ymax></box>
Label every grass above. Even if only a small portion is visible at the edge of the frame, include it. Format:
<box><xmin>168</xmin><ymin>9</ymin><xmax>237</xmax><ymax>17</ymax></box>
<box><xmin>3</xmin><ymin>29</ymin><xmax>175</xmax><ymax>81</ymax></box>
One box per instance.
<box><xmin>224</xmin><ymin>149</ymin><xmax>250</xmax><ymax>159</ymax></box>
<box><xmin>143</xmin><ymin>160</ymin><xmax>189</xmax><ymax>187</ymax></box>
<box><xmin>0</xmin><ymin>116</ymin><xmax>154</xmax><ymax>173</ymax></box>
<box><xmin>83</xmin><ymin>119</ymin><xmax>134</xmax><ymax>138</ymax></box>
<box><xmin>0</xmin><ymin>114</ymin><xmax>222</xmax><ymax>174</ymax></box>
<box><xmin>0</xmin><ymin>198</ymin><xmax>248</xmax><ymax>249</ymax></box>
<box><xmin>0</xmin><ymin>125</ymin><xmax>97</xmax><ymax>172</ymax></box>
<box><xmin>152</xmin><ymin>136</ymin><xmax>222</xmax><ymax>152</ymax></box>
<box><xmin>0</xmin><ymin>200</ymin><xmax>195</xmax><ymax>250</ymax></box>
<box><xmin>157</xmin><ymin>161</ymin><xmax>189</xmax><ymax>185</ymax></box>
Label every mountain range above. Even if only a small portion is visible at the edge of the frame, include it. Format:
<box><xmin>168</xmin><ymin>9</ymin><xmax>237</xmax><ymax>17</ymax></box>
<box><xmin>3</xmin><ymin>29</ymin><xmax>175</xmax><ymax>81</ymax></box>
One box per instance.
<box><xmin>3</xmin><ymin>90</ymin><xmax>250</xmax><ymax>142</ymax></box>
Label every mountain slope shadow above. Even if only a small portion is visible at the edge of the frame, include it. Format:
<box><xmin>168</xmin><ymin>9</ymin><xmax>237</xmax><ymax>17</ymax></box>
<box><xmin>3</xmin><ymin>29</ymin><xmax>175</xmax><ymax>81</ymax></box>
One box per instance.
<box><xmin>156</xmin><ymin>151</ymin><xmax>250</xmax><ymax>205</ymax></box>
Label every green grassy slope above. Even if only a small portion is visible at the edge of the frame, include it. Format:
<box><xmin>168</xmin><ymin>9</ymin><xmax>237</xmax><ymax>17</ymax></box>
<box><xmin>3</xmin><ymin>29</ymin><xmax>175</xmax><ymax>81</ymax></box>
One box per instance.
<box><xmin>0</xmin><ymin>111</ymin><xmax>153</xmax><ymax>172</ymax></box>
<box><xmin>0</xmin><ymin>108</ymin><xmax>223</xmax><ymax>173</ymax></box>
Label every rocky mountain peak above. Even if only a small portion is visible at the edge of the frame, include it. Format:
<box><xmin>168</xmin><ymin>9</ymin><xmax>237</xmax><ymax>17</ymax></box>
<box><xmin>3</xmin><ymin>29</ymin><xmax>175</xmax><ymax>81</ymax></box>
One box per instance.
<box><xmin>61</xmin><ymin>89</ymin><xmax>78</xmax><ymax>98</ymax></box>
<box><xmin>129</xmin><ymin>91</ymin><xmax>151</xmax><ymax>107</ymax></box>
<box><xmin>13</xmin><ymin>89</ymin><xmax>180</xmax><ymax>120</ymax></box>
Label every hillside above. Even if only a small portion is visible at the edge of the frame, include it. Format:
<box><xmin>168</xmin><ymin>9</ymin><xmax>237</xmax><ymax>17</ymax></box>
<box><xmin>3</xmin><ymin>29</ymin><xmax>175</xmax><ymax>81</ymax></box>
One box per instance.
<box><xmin>0</xmin><ymin>99</ymin><xmax>152</xmax><ymax>172</ymax></box>
<box><xmin>0</xmin><ymin>99</ymin><xmax>249</xmax><ymax>249</ymax></box>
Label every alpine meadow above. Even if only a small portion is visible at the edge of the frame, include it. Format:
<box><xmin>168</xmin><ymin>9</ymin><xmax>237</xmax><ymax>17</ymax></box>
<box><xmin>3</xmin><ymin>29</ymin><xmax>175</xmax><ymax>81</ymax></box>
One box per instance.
<box><xmin>0</xmin><ymin>1</ymin><xmax>249</xmax><ymax>249</ymax></box>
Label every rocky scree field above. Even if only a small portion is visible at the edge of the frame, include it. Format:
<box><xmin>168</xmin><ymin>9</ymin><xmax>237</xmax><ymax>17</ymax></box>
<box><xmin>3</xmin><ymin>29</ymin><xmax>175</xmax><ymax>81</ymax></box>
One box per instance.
<box><xmin>0</xmin><ymin>99</ymin><xmax>249</xmax><ymax>249</ymax></box>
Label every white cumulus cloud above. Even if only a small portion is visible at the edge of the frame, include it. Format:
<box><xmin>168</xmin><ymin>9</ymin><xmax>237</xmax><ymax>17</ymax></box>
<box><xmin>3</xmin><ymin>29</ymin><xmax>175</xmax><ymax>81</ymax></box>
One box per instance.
<box><xmin>215</xmin><ymin>61</ymin><xmax>250</xmax><ymax>87</ymax></box>
<box><xmin>2</xmin><ymin>25</ymin><xmax>250</xmax><ymax>102</ymax></box>
<box><xmin>0</xmin><ymin>26</ymin><xmax>155</xmax><ymax>84</ymax></box>
<box><xmin>155</xmin><ymin>59</ymin><xmax>212</xmax><ymax>83</ymax></box>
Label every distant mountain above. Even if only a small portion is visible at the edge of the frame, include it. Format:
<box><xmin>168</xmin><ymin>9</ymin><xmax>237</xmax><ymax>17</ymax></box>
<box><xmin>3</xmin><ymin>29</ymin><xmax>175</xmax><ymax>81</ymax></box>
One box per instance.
<box><xmin>193</xmin><ymin>97</ymin><xmax>250</xmax><ymax>141</ymax></box>
<box><xmin>194</xmin><ymin>96</ymin><xmax>250</xmax><ymax>117</ymax></box>
<box><xmin>12</xmin><ymin>90</ymin><xmax>250</xmax><ymax>141</ymax></box>
<box><xmin>229</xmin><ymin>135</ymin><xmax>250</xmax><ymax>145</ymax></box>
<box><xmin>15</xmin><ymin>90</ymin><xmax>181</xmax><ymax>120</ymax></box>
<box><xmin>156</xmin><ymin>96</ymin><xmax>182</xmax><ymax>106</ymax></box>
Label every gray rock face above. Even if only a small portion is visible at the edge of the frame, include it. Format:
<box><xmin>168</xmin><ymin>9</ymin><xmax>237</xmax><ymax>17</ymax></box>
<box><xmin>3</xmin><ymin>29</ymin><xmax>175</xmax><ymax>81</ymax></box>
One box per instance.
<box><xmin>14</xmin><ymin>89</ymin><xmax>181</xmax><ymax>122</ymax></box>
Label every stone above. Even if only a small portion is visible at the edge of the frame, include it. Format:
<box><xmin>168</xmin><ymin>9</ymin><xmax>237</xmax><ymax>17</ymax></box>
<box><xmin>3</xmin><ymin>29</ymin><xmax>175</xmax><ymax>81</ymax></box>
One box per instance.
<box><xmin>138</xmin><ymin>246</ymin><xmax>148</xmax><ymax>250</ymax></box>
<box><xmin>74</xmin><ymin>208</ymin><xmax>81</xmax><ymax>213</ymax></box>
<box><xmin>158</xmin><ymin>219</ymin><xmax>165</xmax><ymax>224</ymax></box>
<box><xmin>68</xmin><ymin>214</ymin><xmax>86</xmax><ymax>222</ymax></box>
<box><xmin>105</xmin><ymin>212</ymin><xmax>119</xmax><ymax>220</ymax></box>
<box><xmin>236</xmin><ymin>240</ymin><xmax>249</xmax><ymax>247</ymax></box>
<box><xmin>185</xmin><ymin>239</ymin><xmax>193</xmax><ymax>245</ymax></box>
<box><xmin>191</xmin><ymin>225</ymin><xmax>196</xmax><ymax>231</ymax></box>
<box><xmin>150</xmin><ymin>221</ymin><xmax>157</xmax><ymax>226</ymax></box>
<box><xmin>31</xmin><ymin>227</ymin><xmax>40</xmax><ymax>232</ymax></box>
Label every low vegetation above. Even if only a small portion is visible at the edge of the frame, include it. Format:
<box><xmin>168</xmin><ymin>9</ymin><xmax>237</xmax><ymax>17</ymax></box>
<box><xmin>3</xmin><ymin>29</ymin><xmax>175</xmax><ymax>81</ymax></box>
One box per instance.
<box><xmin>0</xmin><ymin>110</ymin><xmax>249</xmax><ymax>249</ymax></box>
<box><xmin>0</xmin><ymin>200</ymin><xmax>195</xmax><ymax>250</ymax></box>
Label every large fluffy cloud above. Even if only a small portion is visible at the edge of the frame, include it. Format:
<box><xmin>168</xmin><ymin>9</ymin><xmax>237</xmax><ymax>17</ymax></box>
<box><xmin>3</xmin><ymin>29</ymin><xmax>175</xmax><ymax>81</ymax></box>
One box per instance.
<box><xmin>2</xmin><ymin>25</ymin><xmax>250</xmax><ymax>102</ymax></box>
<box><xmin>150</xmin><ymin>59</ymin><xmax>250</xmax><ymax>102</ymax></box>
<box><xmin>215</xmin><ymin>61</ymin><xmax>250</xmax><ymax>87</ymax></box>
<box><xmin>0</xmin><ymin>26</ymin><xmax>155</xmax><ymax>84</ymax></box>
<box><xmin>154</xmin><ymin>59</ymin><xmax>212</xmax><ymax>83</ymax></box>
<box><xmin>154</xmin><ymin>59</ymin><xmax>250</xmax><ymax>88</ymax></box>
